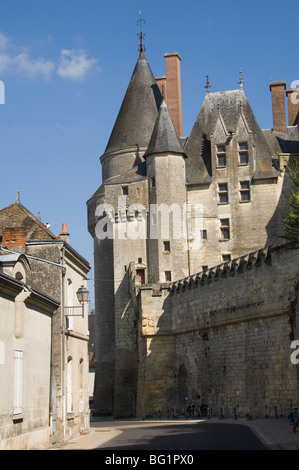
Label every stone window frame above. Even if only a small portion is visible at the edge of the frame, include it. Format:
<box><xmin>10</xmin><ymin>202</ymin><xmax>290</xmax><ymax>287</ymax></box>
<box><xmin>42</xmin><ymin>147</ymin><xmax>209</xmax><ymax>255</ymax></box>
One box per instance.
<box><xmin>165</xmin><ymin>271</ymin><xmax>172</xmax><ymax>282</ymax></box>
<box><xmin>222</xmin><ymin>253</ymin><xmax>231</xmax><ymax>263</ymax></box>
<box><xmin>220</xmin><ymin>218</ymin><xmax>230</xmax><ymax>241</ymax></box>
<box><xmin>121</xmin><ymin>185</ymin><xmax>129</xmax><ymax>196</ymax></box>
<box><xmin>239</xmin><ymin>180</ymin><xmax>251</xmax><ymax>202</ymax></box>
<box><xmin>218</xmin><ymin>182</ymin><xmax>229</xmax><ymax>204</ymax></box>
<box><xmin>238</xmin><ymin>142</ymin><xmax>249</xmax><ymax>166</ymax></box>
<box><xmin>200</xmin><ymin>229</ymin><xmax>207</xmax><ymax>240</ymax></box>
<box><xmin>216</xmin><ymin>144</ymin><xmax>226</xmax><ymax>168</ymax></box>
<box><xmin>163</xmin><ymin>241</ymin><xmax>171</xmax><ymax>253</ymax></box>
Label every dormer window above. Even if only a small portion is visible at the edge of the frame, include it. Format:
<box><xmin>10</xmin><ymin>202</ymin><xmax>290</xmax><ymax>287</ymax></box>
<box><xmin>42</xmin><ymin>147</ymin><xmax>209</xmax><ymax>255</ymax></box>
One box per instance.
<box><xmin>238</xmin><ymin>142</ymin><xmax>248</xmax><ymax>165</ymax></box>
<box><xmin>216</xmin><ymin>145</ymin><xmax>226</xmax><ymax>167</ymax></box>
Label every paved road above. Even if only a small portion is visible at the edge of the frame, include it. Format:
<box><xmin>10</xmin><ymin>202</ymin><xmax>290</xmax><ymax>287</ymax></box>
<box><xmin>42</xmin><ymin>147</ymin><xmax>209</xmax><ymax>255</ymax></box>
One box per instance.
<box><xmin>95</xmin><ymin>421</ymin><xmax>267</xmax><ymax>450</ymax></box>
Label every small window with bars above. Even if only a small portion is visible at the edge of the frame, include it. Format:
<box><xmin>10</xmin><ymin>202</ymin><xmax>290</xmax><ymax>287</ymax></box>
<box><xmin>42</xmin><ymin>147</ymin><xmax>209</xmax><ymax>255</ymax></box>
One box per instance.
<box><xmin>220</xmin><ymin>219</ymin><xmax>230</xmax><ymax>240</ymax></box>
<box><xmin>238</xmin><ymin>142</ymin><xmax>248</xmax><ymax>165</ymax></box>
<box><xmin>240</xmin><ymin>181</ymin><xmax>250</xmax><ymax>202</ymax></box>
<box><xmin>216</xmin><ymin>145</ymin><xmax>226</xmax><ymax>167</ymax></box>
<box><xmin>218</xmin><ymin>183</ymin><xmax>229</xmax><ymax>204</ymax></box>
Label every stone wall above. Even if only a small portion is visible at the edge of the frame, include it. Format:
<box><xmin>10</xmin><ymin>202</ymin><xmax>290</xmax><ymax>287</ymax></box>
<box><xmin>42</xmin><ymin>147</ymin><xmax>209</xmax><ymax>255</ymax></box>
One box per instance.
<box><xmin>137</xmin><ymin>241</ymin><xmax>299</xmax><ymax>418</ymax></box>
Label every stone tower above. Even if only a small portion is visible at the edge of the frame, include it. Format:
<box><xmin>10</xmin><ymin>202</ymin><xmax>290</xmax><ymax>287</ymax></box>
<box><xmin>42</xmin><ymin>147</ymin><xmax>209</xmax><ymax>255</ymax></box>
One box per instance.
<box><xmin>87</xmin><ymin>49</ymin><xmax>163</xmax><ymax>417</ymax></box>
<box><xmin>144</xmin><ymin>100</ymin><xmax>189</xmax><ymax>283</ymax></box>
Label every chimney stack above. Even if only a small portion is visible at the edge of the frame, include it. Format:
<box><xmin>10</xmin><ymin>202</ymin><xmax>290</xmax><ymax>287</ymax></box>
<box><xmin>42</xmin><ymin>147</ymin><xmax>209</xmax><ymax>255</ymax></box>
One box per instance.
<box><xmin>59</xmin><ymin>223</ymin><xmax>69</xmax><ymax>243</ymax></box>
<box><xmin>270</xmin><ymin>81</ymin><xmax>287</xmax><ymax>134</ymax></box>
<box><xmin>286</xmin><ymin>88</ymin><xmax>299</xmax><ymax>126</ymax></box>
<box><xmin>164</xmin><ymin>52</ymin><xmax>183</xmax><ymax>138</ymax></box>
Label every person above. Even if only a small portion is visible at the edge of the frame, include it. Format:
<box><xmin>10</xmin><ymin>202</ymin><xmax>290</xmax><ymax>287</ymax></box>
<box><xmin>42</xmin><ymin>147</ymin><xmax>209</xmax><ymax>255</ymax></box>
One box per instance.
<box><xmin>293</xmin><ymin>408</ymin><xmax>299</xmax><ymax>433</ymax></box>
<box><xmin>200</xmin><ymin>401</ymin><xmax>208</xmax><ymax>417</ymax></box>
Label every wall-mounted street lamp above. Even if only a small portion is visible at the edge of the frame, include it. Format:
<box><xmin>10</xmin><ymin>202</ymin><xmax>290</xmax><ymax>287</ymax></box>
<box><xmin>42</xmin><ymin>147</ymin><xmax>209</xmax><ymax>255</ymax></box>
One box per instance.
<box><xmin>65</xmin><ymin>285</ymin><xmax>89</xmax><ymax>319</ymax></box>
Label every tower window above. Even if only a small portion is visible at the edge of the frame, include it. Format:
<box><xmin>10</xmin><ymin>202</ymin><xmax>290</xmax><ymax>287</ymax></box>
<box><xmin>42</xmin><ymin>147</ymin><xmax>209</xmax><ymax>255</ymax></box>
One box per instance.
<box><xmin>238</xmin><ymin>142</ymin><xmax>248</xmax><ymax>165</ymax></box>
<box><xmin>220</xmin><ymin>219</ymin><xmax>230</xmax><ymax>240</ymax></box>
<box><xmin>165</xmin><ymin>271</ymin><xmax>172</xmax><ymax>282</ymax></box>
<box><xmin>163</xmin><ymin>241</ymin><xmax>170</xmax><ymax>253</ymax></box>
<box><xmin>218</xmin><ymin>183</ymin><xmax>229</xmax><ymax>204</ymax></box>
<box><xmin>222</xmin><ymin>254</ymin><xmax>231</xmax><ymax>262</ymax></box>
<box><xmin>216</xmin><ymin>145</ymin><xmax>226</xmax><ymax>167</ymax></box>
<box><xmin>200</xmin><ymin>230</ymin><xmax>207</xmax><ymax>240</ymax></box>
<box><xmin>240</xmin><ymin>181</ymin><xmax>250</xmax><ymax>202</ymax></box>
<box><xmin>122</xmin><ymin>186</ymin><xmax>128</xmax><ymax>196</ymax></box>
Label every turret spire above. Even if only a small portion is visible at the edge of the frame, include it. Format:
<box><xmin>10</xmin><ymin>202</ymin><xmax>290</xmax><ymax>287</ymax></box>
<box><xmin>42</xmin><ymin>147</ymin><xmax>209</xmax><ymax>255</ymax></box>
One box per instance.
<box><xmin>137</xmin><ymin>11</ymin><xmax>146</xmax><ymax>52</ymax></box>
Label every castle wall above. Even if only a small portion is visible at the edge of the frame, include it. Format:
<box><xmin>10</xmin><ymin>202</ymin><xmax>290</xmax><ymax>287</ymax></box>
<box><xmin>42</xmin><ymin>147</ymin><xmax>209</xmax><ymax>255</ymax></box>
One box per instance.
<box><xmin>137</xmin><ymin>242</ymin><xmax>299</xmax><ymax>418</ymax></box>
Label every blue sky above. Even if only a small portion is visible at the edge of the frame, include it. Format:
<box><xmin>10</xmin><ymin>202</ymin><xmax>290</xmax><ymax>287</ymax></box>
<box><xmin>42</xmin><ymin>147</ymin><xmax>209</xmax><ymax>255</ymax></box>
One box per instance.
<box><xmin>0</xmin><ymin>0</ymin><xmax>297</xmax><ymax>308</ymax></box>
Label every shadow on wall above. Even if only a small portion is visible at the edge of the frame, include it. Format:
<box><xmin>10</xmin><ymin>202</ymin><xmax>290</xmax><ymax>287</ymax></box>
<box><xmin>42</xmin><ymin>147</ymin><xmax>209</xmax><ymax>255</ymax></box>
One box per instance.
<box><xmin>266</xmin><ymin>156</ymin><xmax>298</xmax><ymax>245</ymax></box>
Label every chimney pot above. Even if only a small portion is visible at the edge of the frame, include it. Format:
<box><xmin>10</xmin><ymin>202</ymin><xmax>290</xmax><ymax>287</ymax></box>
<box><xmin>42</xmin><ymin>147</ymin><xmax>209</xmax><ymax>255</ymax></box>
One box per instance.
<box><xmin>60</xmin><ymin>223</ymin><xmax>70</xmax><ymax>243</ymax></box>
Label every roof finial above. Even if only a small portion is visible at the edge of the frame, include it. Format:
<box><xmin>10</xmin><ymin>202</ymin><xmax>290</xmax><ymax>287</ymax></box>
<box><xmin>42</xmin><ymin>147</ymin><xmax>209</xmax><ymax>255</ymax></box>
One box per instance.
<box><xmin>15</xmin><ymin>190</ymin><xmax>20</xmax><ymax>203</ymax></box>
<box><xmin>205</xmin><ymin>74</ymin><xmax>211</xmax><ymax>94</ymax></box>
<box><xmin>137</xmin><ymin>11</ymin><xmax>146</xmax><ymax>52</ymax></box>
<box><xmin>239</xmin><ymin>69</ymin><xmax>244</xmax><ymax>89</ymax></box>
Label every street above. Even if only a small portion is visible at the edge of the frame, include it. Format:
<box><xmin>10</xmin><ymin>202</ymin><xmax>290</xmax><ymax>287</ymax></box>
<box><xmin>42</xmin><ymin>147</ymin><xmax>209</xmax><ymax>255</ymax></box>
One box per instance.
<box><xmin>94</xmin><ymin>421</ymin><xmax>267</xmax><ymax>451</ymax></box>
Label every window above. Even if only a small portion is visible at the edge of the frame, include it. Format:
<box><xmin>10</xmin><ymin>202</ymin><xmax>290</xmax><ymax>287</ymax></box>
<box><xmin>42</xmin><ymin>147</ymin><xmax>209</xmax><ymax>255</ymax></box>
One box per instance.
<box><xmin>122</xmin><ymin>186</ymin><xmax>128</xmax><ymax>196</ymax></box>
<box><xmin>66</xmin><ymin>279</ymin><xmax>74</xmax><ymax>331</ymax></box>
<box><xmin>220</xmin><ymin>219</ymin><xmax>230</xmax><ymax>240</ymax></box>
<box><xmin>14</xmin><ymin>350</ymin><xmax>23</xmax><ymax>417</ymax></box>
<box><xmin>240</xmin><ymin>181</ymin><xmax>250</xmax><ymax>202</ymax></box>
<box><xmin>216</xmin><ymin>145</ymin><xmax>226</xmax><ymax>167</ymax></box>
<box><xmin>136</xmin><ymin>269</ymin><xmax>145</xmax><ymax>285</ymax></box>
<box><xmin>67</xmin><ymin>357</ymin><xmax>73</xmax><ymax>414</ymax></box>
<box><xmin>151</xmin><ymin>177</ymin><xmax>155</xmax><ymax>188</ymax></box>
<box><xmin>165</xmin><ymin>271</ymin><xmax>172</xmax><ymax>282</ymax></box>
<box><xmin>200</xmin><ymin>230</ymin><xmax>207</xmax><ymax>240</ymax></box>
<box><xmin>218</xmin><ymin>183</ymin><xmax>229</xmax><ymax>204</ymax></box>
<box><xmin>222</xmin><ymin>254</ymin><xmax>231</xmax><ymax>262</ymax></box>
<box><xmin>238</xmin><ymin>142</ymin><xmax>248</xmax><ymax>165</ymax></box>
<box><xmin>163</xmin><ymin>241</ymin><xmax>170</xmax><ymax>253</ymax></box>
<box><xmin>138</xmin><ymin>257</ymin><xmax>142</xmax><ymax>264</ymax></box>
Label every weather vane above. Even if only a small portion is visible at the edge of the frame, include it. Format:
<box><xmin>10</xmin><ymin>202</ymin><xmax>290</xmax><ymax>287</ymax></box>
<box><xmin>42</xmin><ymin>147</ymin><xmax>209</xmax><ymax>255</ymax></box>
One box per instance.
<box><xmin>239</xmin><ymin>70</ymin><xmax>244</xmax><ymax>89</ymax></box>
<box><xmin>205</xmin><ymin>74</ymin><xmax>211</xmax><ymax>94</ymax></box>
<box><xmin>137</xmin><ymin>11</ymin><xmax>146</xmax><ymax>52</ymax></box>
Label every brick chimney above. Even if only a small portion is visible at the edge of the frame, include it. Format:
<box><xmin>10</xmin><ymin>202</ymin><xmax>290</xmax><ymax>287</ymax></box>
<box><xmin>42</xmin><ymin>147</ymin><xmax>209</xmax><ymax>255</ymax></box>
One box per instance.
<box><xmin>164</xmin><ymin>52</ymin><xmax>183</xmax><ymax>138</ymax></box>
<box><xmin>156</xmin><ymin>76</ymin><xmax>167</xmax><ymax>101</ymax></box>
<box><xmin>59</xmin><ymin>223</ymin><xmax>69</xmax><ymax>243</ymax></box>
<box><xmin>286</xmin><ymin>88</ymin><xmax>299</xmax><ymax>126</ymax></box>
<box><xmin>270</xmin><ymin>81</ymin><xmax>287</xmax><ymax>134</ymax></box>
<box><xmin>2</xmin><ymin>227</ymin><xmax>30</xmax><ymax>247</ymax></box>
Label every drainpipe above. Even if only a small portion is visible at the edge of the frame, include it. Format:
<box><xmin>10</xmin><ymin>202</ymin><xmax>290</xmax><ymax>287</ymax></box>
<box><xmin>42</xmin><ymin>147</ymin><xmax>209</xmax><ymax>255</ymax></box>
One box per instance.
<box><xmin>61</xmin><ymin>245</ymin><xmax>66</xmax><ymax>443</ymax></box>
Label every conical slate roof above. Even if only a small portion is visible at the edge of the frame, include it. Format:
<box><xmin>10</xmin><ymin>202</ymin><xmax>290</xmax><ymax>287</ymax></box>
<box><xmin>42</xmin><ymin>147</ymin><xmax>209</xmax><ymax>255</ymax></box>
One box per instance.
<box><xmin>104</xmin><ymin>51</ymin><xmax>162</xmax><ymax>154</ymax></box>
<box><xmin>144</xmin><ymin>101</ymin><xmax>185</xmax><ymax>158</ymax></box>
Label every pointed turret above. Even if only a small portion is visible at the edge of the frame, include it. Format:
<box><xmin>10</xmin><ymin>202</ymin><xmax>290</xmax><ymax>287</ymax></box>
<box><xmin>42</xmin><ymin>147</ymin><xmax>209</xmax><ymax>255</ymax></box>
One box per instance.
<box><xmin>101</xmin><ymin>51</ymin><xmax>162</xmax><ymax>182</ymax></box>
<box><xmin>144</xmin><ymin>101</ymin><xmax>185</xmax><ymax>158</ymax></box>
<box><xmin>145</xmin><ymin>100</ymin><xmax>189</xmax><ymax>283</ymax></box>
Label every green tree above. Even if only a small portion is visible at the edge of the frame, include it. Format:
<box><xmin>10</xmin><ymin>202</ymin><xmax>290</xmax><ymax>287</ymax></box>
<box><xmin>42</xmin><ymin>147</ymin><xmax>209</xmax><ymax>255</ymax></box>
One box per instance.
<box><xmin>283</xmin><ymin>158</ymin><xmax>299</xmax><ymax>240</ymax></box>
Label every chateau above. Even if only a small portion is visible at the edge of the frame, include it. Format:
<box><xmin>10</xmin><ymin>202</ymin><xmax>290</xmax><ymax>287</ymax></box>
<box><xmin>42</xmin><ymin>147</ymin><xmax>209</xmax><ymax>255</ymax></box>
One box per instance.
<box><xmin>87</xmin><ymin>38</ymin><xmax>299</xmax><ymax>419</ymax></box>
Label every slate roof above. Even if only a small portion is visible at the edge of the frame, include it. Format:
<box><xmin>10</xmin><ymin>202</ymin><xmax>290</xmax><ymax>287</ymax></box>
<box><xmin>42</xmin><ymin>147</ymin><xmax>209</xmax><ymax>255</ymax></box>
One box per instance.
<box><xmin>103</xmin><ymin>51</ymin><xmax>163</xmax><ymax>155</ymax></box>
<box><xmin>263</xmin><ymin>126</ymin><xmax>299</xmax><ymax>155</ymax></box>
<box><xmin>104</xmin><ymin>161</ymin><xmax>147</xmax><ymax>185</ymax></box>
<box><xmin>143</xmin><ymin>101</ymin><xmax>185</xmax><ymax>158</ymax></box>
<box><xmin>184</xmin><ymin>89</ymin><xmax>278</xmax><ymax>184</ymax></box>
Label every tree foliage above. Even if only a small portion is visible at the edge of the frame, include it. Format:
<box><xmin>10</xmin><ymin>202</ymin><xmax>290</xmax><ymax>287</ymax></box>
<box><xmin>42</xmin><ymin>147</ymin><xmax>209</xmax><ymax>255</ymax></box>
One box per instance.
<box><xmin>283</xmin><ymin>158</ymin><xmax>299</xmax><ymax>240</ymax></box>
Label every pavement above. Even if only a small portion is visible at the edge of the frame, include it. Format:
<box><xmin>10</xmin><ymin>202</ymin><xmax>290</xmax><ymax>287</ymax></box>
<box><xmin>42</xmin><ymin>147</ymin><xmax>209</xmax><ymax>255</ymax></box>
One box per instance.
<box><xmin>50</xmin><ymin>415</ymin><xmax>299</xmax><ymax>451</ymax></box>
